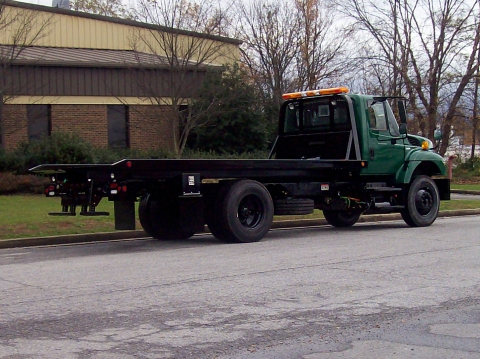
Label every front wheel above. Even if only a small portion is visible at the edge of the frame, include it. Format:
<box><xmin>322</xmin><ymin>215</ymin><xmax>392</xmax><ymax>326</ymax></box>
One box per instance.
<box><xmin>323</xmin><ymin>210</ymin><xmax>361</xmax><ymax>227</ymax></box>
<box><xmin>401</xmin><ymin>175</ymin><xmax>440</xmax><ymax>227</ymax></box>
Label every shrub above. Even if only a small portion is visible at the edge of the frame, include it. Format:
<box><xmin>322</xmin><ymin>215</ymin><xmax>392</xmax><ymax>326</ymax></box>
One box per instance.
<box><xmin>1</xmin><ymin>133</ymin><xmax>272</xmax><ymax>194</ymax></box>
<box><xmin>91</xmin><ymin>147</ymin><xmax>172</xmax><ymax>164</ymax></box>
<box><xmin>181</xmin><ymin>148</ymin><xmax>270</xmax><ymax>159</ymax></box>
<box><xmin>0</xmin><ymin>172</ymin><xmax>50</xmax><ymax>195</ymax></box>
<box><xmin>13</xmin><ymin>132</ymin><xmax>95</xmax><ymax>174</ymax></box>
<box><xmin>0</xmin><ymin>148</ymin><xmax>16</xmax><ymax>173</ymax></box>
<box><xmin>452</xmin><ymin>156</ymin><xmax>480</xmax><ymax>182</ymax></box>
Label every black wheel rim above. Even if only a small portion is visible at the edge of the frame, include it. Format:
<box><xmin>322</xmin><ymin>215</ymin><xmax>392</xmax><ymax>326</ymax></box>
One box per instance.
<box><xmin>414</xmin><ymin>188</ymin><xmax>434</xmax><ymax>215</ymax></box>
<box><xmin>238</xmin><ymin>195</ymin><xmax>263</xmax><ymax>229</ymax></box>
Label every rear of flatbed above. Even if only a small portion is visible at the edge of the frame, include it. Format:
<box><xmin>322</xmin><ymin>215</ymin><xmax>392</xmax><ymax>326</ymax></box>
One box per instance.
<box><xmin>30</xmin><ymin>158</ymin><xmax>367</xmax><ymax>242</ymax></box>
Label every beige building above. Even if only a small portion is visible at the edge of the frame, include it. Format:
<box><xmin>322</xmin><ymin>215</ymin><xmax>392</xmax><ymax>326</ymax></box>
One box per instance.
<box><xmin>0</xmin><ymin>0</ymin><xmax>240</xmax><ymax>151</ymax></box>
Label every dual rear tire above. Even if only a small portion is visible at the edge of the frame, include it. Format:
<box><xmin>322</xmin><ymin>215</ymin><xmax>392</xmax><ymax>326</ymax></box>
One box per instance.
<box><xmin>138</xmin><ymin>193</ymin><xmax>195</xmax><ymax>240</ymax></box>
<box><xmin>207</xmin><ymin>180</ymin><xmax>274</xmax><ymax>243</ymax></box>
<box><xmin>140</xmin><ymin>180</ymin><xmax>275</xmax><ymax>243</ymax></box>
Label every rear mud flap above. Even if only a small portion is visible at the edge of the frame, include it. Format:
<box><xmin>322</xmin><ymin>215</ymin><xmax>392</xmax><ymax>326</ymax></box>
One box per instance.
<box><xmin>114</xmin><ymin>201</ymin><xmax>136</xmax><ymax>230</ymax></box>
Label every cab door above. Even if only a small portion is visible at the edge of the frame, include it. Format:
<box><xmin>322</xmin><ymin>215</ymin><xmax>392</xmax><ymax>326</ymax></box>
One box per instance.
<box><xmin>364</xmin><ymin>100</ymin><xmax>406</xmax><ymax>175</ymax></box>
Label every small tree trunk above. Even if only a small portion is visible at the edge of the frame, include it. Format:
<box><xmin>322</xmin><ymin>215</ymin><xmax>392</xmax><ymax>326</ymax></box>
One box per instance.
<box><xmin>471</xmin><ymin>49</ymin><xmax>480</xmax><ymax>161</ymax></box>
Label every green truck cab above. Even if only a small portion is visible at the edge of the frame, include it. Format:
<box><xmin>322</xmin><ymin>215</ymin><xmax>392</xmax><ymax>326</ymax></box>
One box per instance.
<box><xmin>271</xmin><ymin>87</ymin><xmax>449</xmax><ymax>228</ymax></box>
<box><xmin>32</xmin><ymin>87</ymin><xmax>449</xmax><ymax>243</ymax></box>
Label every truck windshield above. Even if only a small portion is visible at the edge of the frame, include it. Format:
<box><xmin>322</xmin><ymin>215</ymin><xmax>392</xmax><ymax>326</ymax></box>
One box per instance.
<box><xmin>283</xmin><ymin>97</ymin><xmax>351</xmax><ymax>134</ymax></box>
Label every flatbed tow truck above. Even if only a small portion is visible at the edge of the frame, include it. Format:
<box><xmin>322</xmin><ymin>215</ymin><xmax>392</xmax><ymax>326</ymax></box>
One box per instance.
<box><xmin>30</xmin><ymin>87</ymin><xmax>450</xmax><ymax>243</ymax></box>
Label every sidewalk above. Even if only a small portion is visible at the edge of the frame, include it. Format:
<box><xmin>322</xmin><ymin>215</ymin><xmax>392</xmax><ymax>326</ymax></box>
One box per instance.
<box><xmin>2</xmin><ymin>207</ymin><xmax>480</xmax><ymax>250</ymax></box>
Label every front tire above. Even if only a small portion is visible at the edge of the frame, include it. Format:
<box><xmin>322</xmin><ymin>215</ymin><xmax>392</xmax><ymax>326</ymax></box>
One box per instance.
<box><xmin>323</xmin><ymin>210</ymin><xmax>361</xmax><ymax>227</ymax></box>
<box><xmin>401</xmin><ymin>175</ymin><xmax>440</xmax><ymax>227</ymax></box>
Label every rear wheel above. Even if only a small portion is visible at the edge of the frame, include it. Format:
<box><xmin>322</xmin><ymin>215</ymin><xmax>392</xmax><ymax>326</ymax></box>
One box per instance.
<box><xmin>210</xmin><ymin>180</ymin><xmax>274</xmax><ymax>243</ymax></box>
<box><xmin>138</xmin><ymin>194</ymin><xmax>156</xmax><ymax>237</ymax></box>
<box><xmin>401</xmin><ymin>175</ymin><xmax>439</xmax><ymax>227</ymax></box>
<box><xmin>138</xmin><ymin>193</ymin><xmax>195</xmax><ymax>240</ymax></box>
<box><xmin>323</xmin><ymin>209</ymin><xmax>361</xmax><ymax>227</ymax></box>
<box><xmin>206</xmin><ymin>183</ymin><xmax>235</xmax><ymax>242</ymax></box>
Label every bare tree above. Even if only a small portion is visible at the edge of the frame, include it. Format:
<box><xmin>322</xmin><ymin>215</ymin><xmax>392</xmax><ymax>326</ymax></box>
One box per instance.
<box><xmin>234</xmin><ymin>0</ymin><xmax>300</xmax><ymax>119</ymax></box>
<box><xmin>293</xmin><ymin>0</ymin><xmax>355</xmax><ymax>90</ymax></box>
<box><xmin>1</xmin><ymin>0</ymin><xmax>53</xmax><ymax>147</ymax></box>
<box><xmin>70</xmin><ymin>0</ymin><xmax>132</xmax><ymax>18</ymax></box>
<box><xmin>129</xmin><ymin>0</ymin><xmax>236</xmax><ymax>157</ymax></box>
<box><xmin>342</xmin><ymin>0</ymin><xmax>480</xmax><ymax>155</ymax></box>
<box><xmin>472</xmin><ymin>59</ymin><xmax>480</xmax><ymax>160</ymax></box>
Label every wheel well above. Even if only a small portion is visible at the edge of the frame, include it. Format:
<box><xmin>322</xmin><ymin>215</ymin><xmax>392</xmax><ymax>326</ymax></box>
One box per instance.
<box><xmin>409</xmin><ymin>162</ymin><xmax>450</xmax><ymax>200</ymax></box>
<box><xmin>411</xmin><ymin>161</ymin><xmax>443</xmax><ymax>178</ymax></box>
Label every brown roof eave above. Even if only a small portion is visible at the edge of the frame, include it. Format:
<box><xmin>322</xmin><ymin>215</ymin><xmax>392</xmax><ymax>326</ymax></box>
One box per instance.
<box><xmin>6</xmin><ymin>60</ymin><xmax>225</xmax><ymax>71</ymax></box>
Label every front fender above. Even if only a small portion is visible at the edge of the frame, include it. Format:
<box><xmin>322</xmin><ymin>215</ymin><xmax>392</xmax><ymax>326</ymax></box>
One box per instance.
<box><xmin>396</xmin><ymin>150</ymin><xmax>446</xmax><ymax>185</ymax></box>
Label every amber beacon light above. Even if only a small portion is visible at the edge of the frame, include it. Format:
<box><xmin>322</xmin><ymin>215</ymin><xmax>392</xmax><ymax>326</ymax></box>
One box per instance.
<box><xmin>282</xmin><ymin>87</ymin><xmax>350</xmax><ymax>100</ymax></box>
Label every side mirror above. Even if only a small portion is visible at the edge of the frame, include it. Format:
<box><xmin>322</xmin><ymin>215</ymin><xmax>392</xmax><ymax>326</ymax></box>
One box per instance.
<box><xmin>399</xmin><ymin>123</ymin><xmax>407</xmax><ymax>135</ymax></box>
<box><xmin>434</xmin><ymin>129</ymin><xmax>442</xmax><ymax>141</ymax></box>
<box><xmin>397</xmin><ymin>100</ymin><xmax>407</xmax><ymax>124</ymax></box>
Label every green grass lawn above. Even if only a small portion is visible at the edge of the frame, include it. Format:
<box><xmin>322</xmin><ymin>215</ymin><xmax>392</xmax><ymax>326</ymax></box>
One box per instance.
<box><xmin>0</xmin><ymin>194</ymin><xmax>479</xmax><ymax>241</ymax></box>
<box><xmin>451</xmin><ymin>183</ymin><xmax>480</xmax><ymax>191</ymax></box>
<box><xmin>0</xmin><ymin>195</ymin><xmax>121</xmax><ymax>240</ymax></box>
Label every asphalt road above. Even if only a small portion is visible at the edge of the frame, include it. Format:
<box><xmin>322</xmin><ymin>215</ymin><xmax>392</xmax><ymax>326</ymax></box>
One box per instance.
<box><xmin>1</xmin><ymin>215</ymin><xmax>479</xmax><ymax>358</ymax></box>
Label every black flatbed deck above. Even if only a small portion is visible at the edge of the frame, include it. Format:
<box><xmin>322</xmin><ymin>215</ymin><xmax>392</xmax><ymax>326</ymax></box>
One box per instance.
<box><xmin>30</xmin><ymin>158</ymin><xmax>367</xmax><ymax>182</ymax></box>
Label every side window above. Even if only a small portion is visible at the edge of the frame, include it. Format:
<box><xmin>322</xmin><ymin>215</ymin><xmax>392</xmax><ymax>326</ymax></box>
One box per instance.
<box><xmin>303</xmin><ymin>100</ymin><xmax>331</xmax><ymax>131</ymax></box>
<box><xmin>333</xmin><ymin>100</ymin><xmax>350</xmax><ymax>129</ymax></box>
<box><xmin>107</xmin><ymin>105</ymin><xmax>129</xmax><ymax>149</ymax></box>
<box><xmin>368</xmin><ymin>102</ymin><xmax>387</xmax><ymax>131</ymax></box>
<box><xmin>385</xmin><ymin>102</ymin><xmax>401</xmax><ymax>137</ymax></box>
<box><xmin>27</xmin><ymin>105</ymin><xmax>51</xmax><ymax>141</ymax></box>
<box><xmin>284</xmin><ymin>102</ymin><xmax>300</xmax><ymax>133</ymax></box>
<box><xmin>368</xmin><ymin>100</ymin><xmax>401</xmax><ymax>136</ymax></box>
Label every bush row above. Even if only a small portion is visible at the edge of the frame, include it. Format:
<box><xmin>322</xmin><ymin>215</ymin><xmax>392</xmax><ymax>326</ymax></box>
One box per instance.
<box><xmin>0</xmin><ymin>133</ymin><xmax>270</xmax><ymax>194</ymax></box>
<box><xmin>452</xmin><ymin>155</ymin><xmax>480</xmax><ymax>181</ymax></box>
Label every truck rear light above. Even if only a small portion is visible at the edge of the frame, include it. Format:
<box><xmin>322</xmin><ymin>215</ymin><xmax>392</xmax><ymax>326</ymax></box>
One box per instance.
<box><xmin>45</xmin><ymin>185</ymin><xmax>56</xmax><ymax>196</ymax></box>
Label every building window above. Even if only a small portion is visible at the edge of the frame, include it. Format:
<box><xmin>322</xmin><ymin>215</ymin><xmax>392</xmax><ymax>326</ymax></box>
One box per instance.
<box><xmin>27</xmin><ymin>105</ymin><xmax>51</xmax><ymax>141</ymax></box>
<box><xmin>107</xmin><ymin>105</ymin><xmax>129</xmax><ymax>149</ymax></box>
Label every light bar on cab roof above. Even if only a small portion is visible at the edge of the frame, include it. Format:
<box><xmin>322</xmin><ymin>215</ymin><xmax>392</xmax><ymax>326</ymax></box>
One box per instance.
<box><xmin>282</xmin><ymin>87</ymin><xmax>350</xmax><ymax>100</ymax></box>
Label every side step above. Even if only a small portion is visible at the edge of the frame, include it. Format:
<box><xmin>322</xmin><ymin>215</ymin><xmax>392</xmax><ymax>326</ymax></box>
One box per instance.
<box><xmin>80</xmin><ymin>211</ymin><xmax>110</xmax><ymax>216</ymax></box>
<box><xmin>49</xmin><ymin>212</ymin><xmax>76</xmax><ymax>216</ymax></box>
<box><xmin>49</xmin><ymin>205</ymin><xmax>76</xmax><ymax>216</ymax></box>
<box><xmin>80</xmin><ymin>205</ymin><xmax>109</xmax><ymax>216</ymax></box>
<box><xmin>367</xmin><ymin>187</ymin><xmax>402</xmax><ymax>192</ymax></box>
<box><xmin>48</xmin><ymin>205</ymin><xmax>109</xmax><ymax>216</ymax></box>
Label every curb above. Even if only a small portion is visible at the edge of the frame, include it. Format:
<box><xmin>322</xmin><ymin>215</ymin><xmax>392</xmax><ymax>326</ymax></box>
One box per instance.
<box><xmin>451</xmin><ymin>189</ymin><xmax>480</xmax><ymax>195</ymax></box>
<box><xmin>2</xmin><ymin>209</ymin><xmax>480</xmax><ymax>250</ymax></box>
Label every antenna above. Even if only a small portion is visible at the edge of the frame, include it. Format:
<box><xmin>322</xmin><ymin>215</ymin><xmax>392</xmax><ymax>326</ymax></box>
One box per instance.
<box><xmin>52</xmin><ymin>0</ymin><xmax>70</xmax><ymax>9</ymax></box>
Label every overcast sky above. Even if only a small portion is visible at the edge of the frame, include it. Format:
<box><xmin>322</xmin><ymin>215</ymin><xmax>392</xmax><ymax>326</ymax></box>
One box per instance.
<box><xmin>15</xmin><ymin>0</ymin><xmax>53</xmax><ymax>6</ymax></box>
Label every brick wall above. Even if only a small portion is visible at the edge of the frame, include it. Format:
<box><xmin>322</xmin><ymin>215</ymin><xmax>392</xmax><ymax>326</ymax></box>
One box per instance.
<box><xmin>129</xmin><ymin>105</ymin><xmax>175</xmax><ymax>151</ymax></box>
<box><xmin>51</xmin><ymin>105</ymin><xmax>108</xmax><ymax>147</ymax></box>
<box><xmin>1</xmin><ymin>105</ymin><xmax>28</xmax><ymax>150</ymax></box>
<box><xmin>1</xmin><ymin>104</ymin><xmax>175</xmax><ymax>151</ymax></box>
